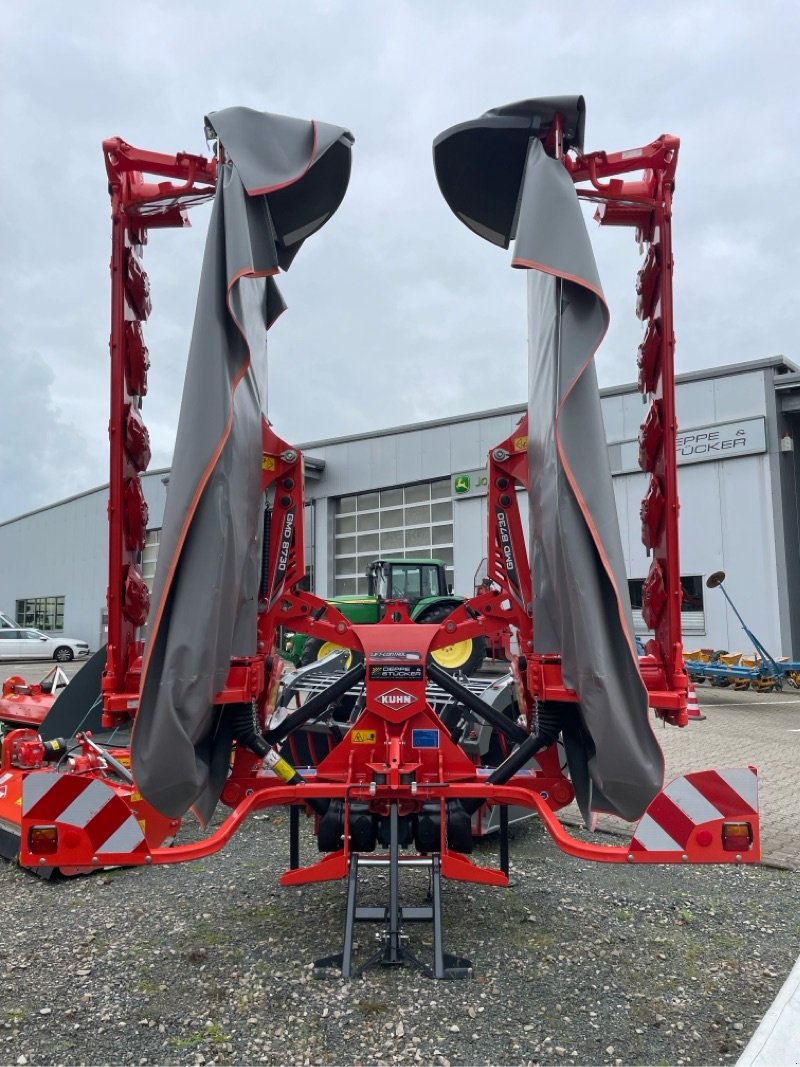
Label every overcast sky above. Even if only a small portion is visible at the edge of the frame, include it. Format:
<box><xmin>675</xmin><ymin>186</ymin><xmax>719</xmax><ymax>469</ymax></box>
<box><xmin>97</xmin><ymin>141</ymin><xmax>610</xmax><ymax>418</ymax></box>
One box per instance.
<box><xmin>1</xmin><ymin>2</ymin><xmax>797</xmax><ymax>523</ymax></box>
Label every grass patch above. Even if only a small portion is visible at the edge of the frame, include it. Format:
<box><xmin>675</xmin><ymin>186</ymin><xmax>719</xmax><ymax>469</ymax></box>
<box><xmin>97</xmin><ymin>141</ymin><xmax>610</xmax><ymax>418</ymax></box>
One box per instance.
<box><xmin>506</xmin><ymin>924</ymin><xmax>557</xmax><ymax>951</ymax></box>
<box><xmin>4</xmin><ymin>1008</ymin><xmax>30</xmax><ymax>1023</ymax></box>
<box><xmin>170</xmin><ymin>1021</ymin><xmax>229</xmax><ymax>1049</ymax></box>
<box><xmin>135</xmin><ymin>978</ymin><xmax>160</xmax><ymax>996</ymax></box>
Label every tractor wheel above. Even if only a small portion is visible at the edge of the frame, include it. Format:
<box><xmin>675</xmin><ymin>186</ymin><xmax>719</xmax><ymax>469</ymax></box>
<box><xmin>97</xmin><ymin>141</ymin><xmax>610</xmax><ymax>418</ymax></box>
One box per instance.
<box><xmin>299</xmin><ymin>639</ymin><xmax>362</xmax><ymax>670</ymax></box>
<box><xmin>416</xmin><ymin>603</ymin><xmax>486</xmax><ymax>676</ymax></box>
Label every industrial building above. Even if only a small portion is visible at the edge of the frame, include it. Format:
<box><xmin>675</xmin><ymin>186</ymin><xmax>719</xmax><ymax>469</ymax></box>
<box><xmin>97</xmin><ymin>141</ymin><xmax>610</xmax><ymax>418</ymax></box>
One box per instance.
<box><xmin>2</xmin><ymin>355</ymin><xmax>799</xmax><ymax>659</ymax></box>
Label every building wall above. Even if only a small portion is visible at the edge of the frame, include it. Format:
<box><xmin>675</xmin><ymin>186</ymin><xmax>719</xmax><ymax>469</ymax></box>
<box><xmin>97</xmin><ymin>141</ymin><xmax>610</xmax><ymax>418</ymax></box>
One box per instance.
<box><xmin>304</xmin><ymin>408</ymin><xmax>526</xmax><ymax>597</ymax></box>
<box><xmin>0</xmin><ymin>361</ymin><xmax>796</xmax><ymax>656</ymax></box>
<box><xmin>0</xmin><ymin>471</ymin><xmax>168</xmax><ymax>648</ymax></box>
<box><xmin>0</xmin><ymin>489</ymin><xmax>107</xmax><ymax>647</ymax></box>
<box><xmin>604</xmin><ymin>368</ymin><xmax>781</xmax><ymax>654</ymax></box>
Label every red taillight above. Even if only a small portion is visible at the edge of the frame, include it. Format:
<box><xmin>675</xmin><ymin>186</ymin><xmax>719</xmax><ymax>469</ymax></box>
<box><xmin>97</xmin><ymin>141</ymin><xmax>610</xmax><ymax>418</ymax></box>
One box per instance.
<box><xmin>28</xmin><ymin>825</ymin><xmax>59</xmax><ymax>855</ymax></box>
<box><xmin>722</xmin><ymin>821</ymin><xmax>753</xmax><ymax>852</ymax></box>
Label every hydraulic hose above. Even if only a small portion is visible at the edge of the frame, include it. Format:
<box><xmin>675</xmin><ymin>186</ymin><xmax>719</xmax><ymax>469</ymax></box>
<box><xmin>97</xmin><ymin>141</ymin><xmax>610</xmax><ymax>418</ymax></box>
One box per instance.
<box><xmin>229</xmin><ymin>702</ymin><xmax>327</xmax><ymax>815</ymax></box>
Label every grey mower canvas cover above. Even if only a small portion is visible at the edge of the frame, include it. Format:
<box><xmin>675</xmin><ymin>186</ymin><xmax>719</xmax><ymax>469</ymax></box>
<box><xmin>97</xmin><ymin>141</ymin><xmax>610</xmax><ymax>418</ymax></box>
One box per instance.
<box><xmin>434</xmin><ymin>99</ymin><xmax>664</xmax><ymax>823</ymax></box>
<box><xmin>132</xmin><ymin>108</ymin><xmax>353</xmax><ymax>821</ymax></box>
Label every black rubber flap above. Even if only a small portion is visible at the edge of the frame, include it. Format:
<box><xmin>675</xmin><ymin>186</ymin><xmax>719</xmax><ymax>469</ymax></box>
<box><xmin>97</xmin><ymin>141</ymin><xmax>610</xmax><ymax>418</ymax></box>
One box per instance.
<box><xmin>38</xmin><ymin>646</ymin><xmax>106</xmax><ymax>741</ymax></box>
<box><xmin>433</xmin><ymin>96</ymin><xmax>585</xmax><ymax>247</ymax></box>
<box><xmin>206</xmin><ymin>109</ymin><xmax>353</xmax><ymax>269</ymax></box>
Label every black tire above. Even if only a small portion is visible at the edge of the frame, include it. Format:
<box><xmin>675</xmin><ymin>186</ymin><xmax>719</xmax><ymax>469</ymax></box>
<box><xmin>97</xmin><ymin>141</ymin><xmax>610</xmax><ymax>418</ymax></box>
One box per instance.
<box><xmin>53</xmin><ymin>646</ymin><xmax>74</xmax><ymax>663</ymax></box>
<box><xmin>416</xmin><ymin>603</ymin><xmax>486</xmax><ymax>675</ymax></box>
<box><xmin>299</xmin><ymin>638</ymin><xmax>363</xmax><ymax>670</ymax></box>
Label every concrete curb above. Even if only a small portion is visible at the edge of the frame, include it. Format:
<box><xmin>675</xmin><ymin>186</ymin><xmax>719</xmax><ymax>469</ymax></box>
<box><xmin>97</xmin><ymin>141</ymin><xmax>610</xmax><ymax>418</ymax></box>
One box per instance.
<box><xmin>737</xmin><ymin>953</ymin><xmax>800</xmax><ymax>1065</ymax></box>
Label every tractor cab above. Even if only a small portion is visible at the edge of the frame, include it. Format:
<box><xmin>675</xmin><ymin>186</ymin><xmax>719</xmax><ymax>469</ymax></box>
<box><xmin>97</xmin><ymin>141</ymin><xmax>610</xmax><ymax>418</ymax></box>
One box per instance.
<box><xmin>367</xmin><ymin>558</ymin><xmax>450</xmax><ymax>608</ymax></box>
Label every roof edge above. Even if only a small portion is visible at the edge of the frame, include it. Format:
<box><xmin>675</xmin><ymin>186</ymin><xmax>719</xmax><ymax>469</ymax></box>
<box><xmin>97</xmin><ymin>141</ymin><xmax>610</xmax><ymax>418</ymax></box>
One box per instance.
<box><xmin>0</xmin><ymin>467</ymin><xmax>172</xmax><ymax>529</ymax></box>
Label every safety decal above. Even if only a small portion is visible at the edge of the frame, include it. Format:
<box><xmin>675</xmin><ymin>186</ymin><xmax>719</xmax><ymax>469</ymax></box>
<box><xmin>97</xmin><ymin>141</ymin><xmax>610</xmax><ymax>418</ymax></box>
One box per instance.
<box><xmin>352</xmin><ymin>729</ymin><xmax>377</xmax><ymax>744</ymax></box>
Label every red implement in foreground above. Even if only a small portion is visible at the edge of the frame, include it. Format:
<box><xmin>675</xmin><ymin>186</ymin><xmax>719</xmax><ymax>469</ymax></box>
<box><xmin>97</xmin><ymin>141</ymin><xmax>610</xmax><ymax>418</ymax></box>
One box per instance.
<box><xmin>2</xmin><ymin>102</ymin><xmax>760</xmax><ymax>978</ymax></box>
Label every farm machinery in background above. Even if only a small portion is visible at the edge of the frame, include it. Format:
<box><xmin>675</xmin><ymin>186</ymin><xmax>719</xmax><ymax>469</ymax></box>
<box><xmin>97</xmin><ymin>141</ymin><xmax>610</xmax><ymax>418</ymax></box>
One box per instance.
<box><xmin>0</xmin><ymin>98</ymin><xmax>761</xmax><ymax>979</ymax></box>
<box><xmin>684</xmin><ymin>570</ymin><xmax>800</xmax><ymax>692</ymax></box>
<box><xmin>290</xmin><ymin>556</ymin><xmax>489</xmax><ymax>674</ymax></box>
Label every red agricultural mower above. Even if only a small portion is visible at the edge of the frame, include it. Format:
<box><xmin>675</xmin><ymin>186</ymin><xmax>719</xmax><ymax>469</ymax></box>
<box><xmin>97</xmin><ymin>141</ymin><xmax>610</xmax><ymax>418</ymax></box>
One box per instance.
<box><xmin>0</xmin><ymin>99</ymin><xmax>760</xmax><ymax>978</ymax></box>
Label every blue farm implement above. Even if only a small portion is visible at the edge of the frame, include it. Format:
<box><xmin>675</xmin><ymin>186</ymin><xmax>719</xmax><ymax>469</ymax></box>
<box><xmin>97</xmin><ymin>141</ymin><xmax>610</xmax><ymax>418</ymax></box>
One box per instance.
<box><xmin>683</xmin><ymin>571</ymin><xmax>800</xmax><ymax>692</ymax></box>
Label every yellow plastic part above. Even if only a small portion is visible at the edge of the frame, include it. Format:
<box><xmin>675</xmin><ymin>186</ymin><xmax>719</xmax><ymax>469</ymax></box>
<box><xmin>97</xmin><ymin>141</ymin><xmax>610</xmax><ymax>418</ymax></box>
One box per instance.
<box><xmin>740</xmin><ymin>654</ymin><xmax>762</xmax><ymax>669</ymax></box>
<box><xmin>719</xmin><ymin>652</ymin><xmax>743</xmax><ymax>666</ymax></box>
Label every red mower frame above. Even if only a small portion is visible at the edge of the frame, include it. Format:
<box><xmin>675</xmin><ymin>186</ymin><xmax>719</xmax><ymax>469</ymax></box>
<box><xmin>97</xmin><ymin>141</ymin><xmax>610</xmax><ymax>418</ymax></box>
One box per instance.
<box><xmin>6</xmin><ymin>114</ymin><xmax>760</xmax><ymax>975</ymax></box>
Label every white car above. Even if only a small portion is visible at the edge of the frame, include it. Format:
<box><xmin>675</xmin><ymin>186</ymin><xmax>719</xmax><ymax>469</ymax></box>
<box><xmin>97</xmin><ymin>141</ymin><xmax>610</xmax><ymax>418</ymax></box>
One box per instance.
<box><xmin>0</xmin><ymin>628</ymin><xmax>90</xmax><ymax>662</ymax></box>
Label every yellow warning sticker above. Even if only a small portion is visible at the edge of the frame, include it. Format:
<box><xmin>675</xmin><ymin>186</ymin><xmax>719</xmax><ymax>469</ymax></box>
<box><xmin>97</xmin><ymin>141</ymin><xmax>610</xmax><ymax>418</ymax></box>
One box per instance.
<box><xmin>514</xmin><ymin>435</ymin><xmax>529</xmax><ymax>452</ymax></box>
<box><xmin>262</xmin><ymin>455</ymin><xmax>276</xmax><ymax>471</ymax></box>
<box><xmin>352</xmin><ymin>729</ymin><xmax>377</xmax><ymax>744</ymax></box>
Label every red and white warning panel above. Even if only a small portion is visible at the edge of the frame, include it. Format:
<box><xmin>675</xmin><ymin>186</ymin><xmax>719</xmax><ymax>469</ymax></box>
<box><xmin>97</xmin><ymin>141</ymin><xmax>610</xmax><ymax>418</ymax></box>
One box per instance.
<box><xmin>630</xmin><ymin>767</ymin><xmax>760</xmax><ymax>862</ymax></box>
<box><xmin>20</xmin><ymin>770</ymin><xmax>176</xmax><ymax>870</ymax></box>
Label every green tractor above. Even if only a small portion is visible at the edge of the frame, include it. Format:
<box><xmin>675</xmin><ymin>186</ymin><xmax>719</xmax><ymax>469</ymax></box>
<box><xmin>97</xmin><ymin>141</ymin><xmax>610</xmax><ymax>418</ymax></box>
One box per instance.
<box><xmin>295</xmin><ymin>557</ymin><xmax>487</xmax><ymax>675</ymax></box>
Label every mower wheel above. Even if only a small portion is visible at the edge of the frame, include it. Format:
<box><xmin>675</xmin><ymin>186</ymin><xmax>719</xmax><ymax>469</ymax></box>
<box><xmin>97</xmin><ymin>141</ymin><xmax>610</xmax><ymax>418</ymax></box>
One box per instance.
<box><xmin>299</xmin><ymin>639</ymin><xmax>363</xmax><ymax>670</ymax></box>
<box><xmin>416</xmin><ymin>603</ymin><xmax>486</xmax><ymax>675</ymax></box>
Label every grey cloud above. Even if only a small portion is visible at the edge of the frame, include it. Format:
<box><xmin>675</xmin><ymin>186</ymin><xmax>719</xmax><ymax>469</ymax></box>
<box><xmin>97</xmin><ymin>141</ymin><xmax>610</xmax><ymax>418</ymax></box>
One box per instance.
<box><xmin>2</xmin><ymin>1</ymin><xmax>798</xmax><ymax>517</ymax></box>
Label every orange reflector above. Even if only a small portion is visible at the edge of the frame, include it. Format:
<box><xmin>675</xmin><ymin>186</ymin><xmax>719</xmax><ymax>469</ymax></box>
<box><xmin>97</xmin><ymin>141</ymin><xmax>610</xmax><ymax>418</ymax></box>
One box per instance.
<box><xmin>722</xmin><ymin>821</ymin><xmax>753</xmax><ymax>852</ymax></box>
<box><xmin>28</xmin><ymin>825</ymin><xmax>59</xmax><ymax>855</ymax></box>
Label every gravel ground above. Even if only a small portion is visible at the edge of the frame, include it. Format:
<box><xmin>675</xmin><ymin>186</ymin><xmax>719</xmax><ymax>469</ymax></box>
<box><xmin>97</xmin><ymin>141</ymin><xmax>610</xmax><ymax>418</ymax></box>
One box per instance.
<box><xmin>2</xmin><ymin>810</ymin><xmax>799</xmax><ymax>1067</ymax></box>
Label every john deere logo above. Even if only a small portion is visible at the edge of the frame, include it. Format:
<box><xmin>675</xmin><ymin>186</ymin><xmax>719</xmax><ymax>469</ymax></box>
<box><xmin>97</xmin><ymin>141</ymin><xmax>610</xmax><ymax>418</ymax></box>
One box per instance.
<box><xmin>454</xmin><ymin>474</ymin><xmax>471</xmax><ymax>494</ymax></box>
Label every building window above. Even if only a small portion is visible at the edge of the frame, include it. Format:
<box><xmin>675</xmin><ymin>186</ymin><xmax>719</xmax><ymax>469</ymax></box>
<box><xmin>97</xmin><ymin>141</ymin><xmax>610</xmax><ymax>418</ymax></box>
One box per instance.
<box><xmin>334</xmin><ymin>480</ymin><xmax>454</xmax><ymax>596</ymax></box>
<box><xmin>15</xmin><ymin>596</ymin><xmax>65</xmax><ymax>632</ymax></box>
<box><xmin>628</xmin><ymin>575</ymin><xmax>706</xmax><ymax>635</ymax></box>
<box><xmin>141</xmin><ymin>528</ymin><xmax>161</xmax><ymax>591</ymax></box>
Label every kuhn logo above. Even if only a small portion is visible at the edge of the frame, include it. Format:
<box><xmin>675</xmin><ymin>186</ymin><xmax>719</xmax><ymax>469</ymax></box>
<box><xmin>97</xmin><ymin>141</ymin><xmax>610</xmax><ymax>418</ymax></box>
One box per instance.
<box><xmin>376</xmin><ymin>688</ymin><xmax>415</xmax><ymax>708</ymax></box>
